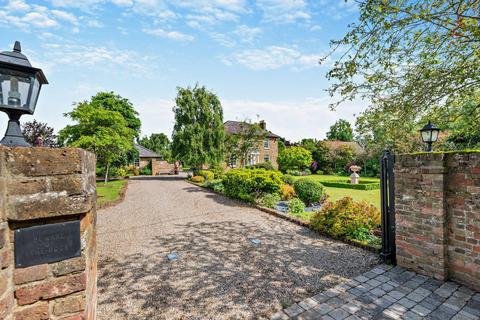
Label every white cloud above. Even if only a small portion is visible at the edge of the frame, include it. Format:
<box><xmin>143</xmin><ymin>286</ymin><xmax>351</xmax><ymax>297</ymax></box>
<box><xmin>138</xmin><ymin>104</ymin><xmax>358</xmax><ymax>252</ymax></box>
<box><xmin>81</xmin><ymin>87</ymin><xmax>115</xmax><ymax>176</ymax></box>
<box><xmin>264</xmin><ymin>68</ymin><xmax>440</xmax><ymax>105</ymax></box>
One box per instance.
<box><xmin>142</xmin><ymin>28</ymin><xmax>194</xmax><ymax>41</ymax></box>
<box><xmin>309</xmin><ymin>24</ymin><xmax>322</xmax><ymax>31</ymax></box>
<box><xmin>210</xmin><ymin>32</ymin><xmax>236</xmax><ymax>47</ymax></box>
<box><xmin>227</xmin><ymin>46</ymin><xmax>321</xmax><ymax>71</ymax></box>
<box><xmin>22</xmin><ymin>11</ymin><xmax>58</xmax><ymax>28</ymax></box>
<box><xmin>256</xmin><ymin>0</ymin><xmax>310</xmax><ymax>22</ymax></box>
<box><xmin>42</xmin><ymin>43</ymin><xmax>152</xmax><ymax>76</ymax></box>
<box><xmin>5</xmin><ymin>0</ymin><xmax>30</xmax><ymax>11</ymax></box>
<box><xmin>51</xmin><ymin>9</ymin><xmax>78</xmax><ymax>24</ymax></box>
<box><xmin>234</xmin><ymin>25</ymin><xmax>261</xmax><ymax>43</ymax></box>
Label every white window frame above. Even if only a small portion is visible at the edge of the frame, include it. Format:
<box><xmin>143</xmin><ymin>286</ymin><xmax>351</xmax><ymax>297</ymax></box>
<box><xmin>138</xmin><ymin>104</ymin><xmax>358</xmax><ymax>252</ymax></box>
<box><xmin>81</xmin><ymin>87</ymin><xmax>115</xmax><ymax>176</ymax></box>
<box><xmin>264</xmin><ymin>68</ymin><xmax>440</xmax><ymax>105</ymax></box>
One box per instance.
<box><xmin>263</xmin><ymin>155</ymin><xmax>270</xmax><ymax>163</ymax></box>
<box><xmin>263</xmin><ymin>138</ymin><xmax>270</xmax><ymax>149</ymax></box>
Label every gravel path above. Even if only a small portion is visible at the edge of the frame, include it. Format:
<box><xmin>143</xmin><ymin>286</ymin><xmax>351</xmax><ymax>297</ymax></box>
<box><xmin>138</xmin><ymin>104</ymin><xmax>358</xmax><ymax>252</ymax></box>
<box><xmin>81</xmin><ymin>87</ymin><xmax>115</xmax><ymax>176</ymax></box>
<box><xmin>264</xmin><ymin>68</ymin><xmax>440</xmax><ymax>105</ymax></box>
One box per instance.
<box><xmin>97</xmin><ymin>175</ymin><xmax>380</xmax><ymax>320</ymax></box>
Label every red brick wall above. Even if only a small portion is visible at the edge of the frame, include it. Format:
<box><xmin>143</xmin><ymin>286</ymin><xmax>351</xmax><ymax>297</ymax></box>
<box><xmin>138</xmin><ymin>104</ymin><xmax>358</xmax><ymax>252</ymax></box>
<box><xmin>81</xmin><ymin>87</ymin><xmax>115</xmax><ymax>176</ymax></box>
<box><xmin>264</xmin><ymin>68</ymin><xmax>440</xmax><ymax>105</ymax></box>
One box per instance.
<box><xmin>395</xmin><ymin>152</ymin><xmax>480</xmax><ymax>290</ymax></box>
<box><xmin>0</xmin><ymin>146</ymin><xmax>97</xmax><ymax>319</ymax></box>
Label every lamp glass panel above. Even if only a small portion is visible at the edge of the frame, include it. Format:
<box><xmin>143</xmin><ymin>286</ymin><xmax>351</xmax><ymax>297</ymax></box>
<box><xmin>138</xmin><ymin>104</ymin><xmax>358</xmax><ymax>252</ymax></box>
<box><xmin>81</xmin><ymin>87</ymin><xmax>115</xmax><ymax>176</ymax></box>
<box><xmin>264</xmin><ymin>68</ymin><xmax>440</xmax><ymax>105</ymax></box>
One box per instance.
<box><xmin>27</xmin><ymin>76</ymin><xmax>41</xmax><ymax>113</ymax></box>
<box><xmin>421</xmin><ymin>130</ymin><xmax>432</xmax><ymax>142</ymax></box>
<box><xmin>0</xmin><ymin>67</ymin><xmax>34</xmax><ymax>112</ymax></box>
<box><xmin>430</xmin><ymin>129</ymin><xmax>439</xmax><ymax>142</ymax></box>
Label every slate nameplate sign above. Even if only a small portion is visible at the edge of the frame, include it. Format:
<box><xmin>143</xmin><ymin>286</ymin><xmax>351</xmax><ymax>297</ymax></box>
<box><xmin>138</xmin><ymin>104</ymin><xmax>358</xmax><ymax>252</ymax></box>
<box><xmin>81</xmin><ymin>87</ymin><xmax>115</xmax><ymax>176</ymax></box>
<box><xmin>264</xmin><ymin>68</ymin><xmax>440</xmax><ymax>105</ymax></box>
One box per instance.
<box><xmin>14</xmin><ymin>221</ymin><xmax>81</xmax><ymax>268</ymax></box>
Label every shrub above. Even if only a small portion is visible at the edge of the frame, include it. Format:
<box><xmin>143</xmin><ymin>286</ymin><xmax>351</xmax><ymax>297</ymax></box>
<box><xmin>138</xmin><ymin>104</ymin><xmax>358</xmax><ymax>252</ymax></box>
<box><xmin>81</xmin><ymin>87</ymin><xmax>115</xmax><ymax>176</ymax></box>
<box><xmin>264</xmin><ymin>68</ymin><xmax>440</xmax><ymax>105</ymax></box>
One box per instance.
<box><xmin>256</xmin><ymin>193</ymin><xmax>281</xmax><ymax>209</ymax></box>
<box><xmin>110</xmin><ymin>167</ymin><xmax>127</xmax><ymax>177</ymax></box>
<box><xmin>321</xmin><ymin>180</ymin><xmax>381</xmax><ymax>190</ymax></box>
<box><xmin>223</xmin><ymin>168</ymin><xmax>283</xmax><ymax>200</ymax></box>
<box><xmin>293</xmin><ymin>178</ymin><xmax>326</xmax><ymax>206</ymax></box>
<box><xmin>191</xmin><ymin>175</ymin><xmax>205</xmax><ymax>183</ymax></box>
<box><xmin>288</xmin><ymin>198</ymin><xmax>305</xmax><ymax>214</ymax></box>
<box><xmin>310</xmin><ymin>197</ymin><xmax>381</xmax><ymax>241</ymax></box>
<box><xmin>315</xmin><ymin>170</ymin><xmax>324</xmax><ymax>175</ymax></box>
<box><xmin>282</xmin><ymin>174</ymin><xmax>295</xmax><ymax>185</ymax></box>
<box><xmin>280</xmin><ymin>184</ymin><xmax>296</xmax><ymax>200</ymax></box>
<box><xmin>278</xmin><ymin>146</ymin><xmax>313</xmax><ymax>172</ymax></box>
<box><xmin>198</xmin><ymin>170</ymin><xmax>215</xmax><ymax>181</ymax></box>
<box><xmin>139</xmin><ymin>166</ymin><xmax>152</xmax><ymax>175</ymax></box>
<box><xmin>210</xmin><ymin>167</ymin><xmax>225</xmax><ymax>179</ymax></box>
<box><xmin>246</xmin><ymin>161</ymin><xmax>275</xmax><ymax>171</ymax></box>
<box><xmin>204</xmin><ymin>180</ymin><xmax>224</xmax><ymax>192</ymax></box>
<box><xmin>126</xmin><ymin>165</ymin><xmax>139</xmax><ymax>176</ymax></box>
<box><xmin>303</xmin><ymin>168</ymin><xmax>312</xmax><ymax>175</ymax></box>
<box><xmin>285</xmin><ymin>169</ymin><xmax>302</xmax><ymax>176</ymax></box>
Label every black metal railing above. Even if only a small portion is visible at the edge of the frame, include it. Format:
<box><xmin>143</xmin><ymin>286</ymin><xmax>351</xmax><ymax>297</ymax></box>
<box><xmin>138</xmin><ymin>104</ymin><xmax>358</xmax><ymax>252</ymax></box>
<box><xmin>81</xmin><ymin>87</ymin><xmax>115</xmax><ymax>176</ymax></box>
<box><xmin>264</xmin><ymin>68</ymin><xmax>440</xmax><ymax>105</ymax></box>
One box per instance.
<box><xmin>380</xmin><ymin>149</ymin><xmax>396</xmax><ymax>264</ymax></box>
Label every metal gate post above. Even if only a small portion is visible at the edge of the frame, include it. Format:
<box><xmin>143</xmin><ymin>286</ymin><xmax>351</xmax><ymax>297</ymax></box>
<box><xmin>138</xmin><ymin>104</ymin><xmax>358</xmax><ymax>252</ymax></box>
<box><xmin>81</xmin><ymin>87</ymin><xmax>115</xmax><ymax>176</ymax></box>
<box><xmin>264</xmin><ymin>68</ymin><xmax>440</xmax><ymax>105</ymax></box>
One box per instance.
<box><xmin>380</xmin><ymin>149</ymin><xmax>396</xmax><ymax>264</ymax></box>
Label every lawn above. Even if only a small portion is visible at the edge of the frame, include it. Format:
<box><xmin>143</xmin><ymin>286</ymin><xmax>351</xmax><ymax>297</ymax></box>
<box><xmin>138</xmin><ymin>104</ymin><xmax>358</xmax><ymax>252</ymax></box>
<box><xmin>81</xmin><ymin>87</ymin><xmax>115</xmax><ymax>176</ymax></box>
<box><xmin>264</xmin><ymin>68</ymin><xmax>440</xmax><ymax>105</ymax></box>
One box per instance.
<box><xmin>96</xmin><ymin>179</ymin><xmax>128</xmax><ymax>207</ymax></box>
<box><xmin>292</xmin><ymin>174</ymin><xmax>381</xmax><ymax>208</ymax></box>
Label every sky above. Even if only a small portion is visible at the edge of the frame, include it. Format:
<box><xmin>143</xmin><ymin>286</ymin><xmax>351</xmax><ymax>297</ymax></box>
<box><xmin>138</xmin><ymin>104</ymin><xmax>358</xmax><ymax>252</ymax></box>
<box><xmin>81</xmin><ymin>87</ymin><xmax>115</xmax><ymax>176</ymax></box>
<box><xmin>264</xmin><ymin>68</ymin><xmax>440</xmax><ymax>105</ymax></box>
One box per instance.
<box><xmin>0</xmin><ymin>0</ymin><xmax>366</xmax><ymax>142</ymax></box>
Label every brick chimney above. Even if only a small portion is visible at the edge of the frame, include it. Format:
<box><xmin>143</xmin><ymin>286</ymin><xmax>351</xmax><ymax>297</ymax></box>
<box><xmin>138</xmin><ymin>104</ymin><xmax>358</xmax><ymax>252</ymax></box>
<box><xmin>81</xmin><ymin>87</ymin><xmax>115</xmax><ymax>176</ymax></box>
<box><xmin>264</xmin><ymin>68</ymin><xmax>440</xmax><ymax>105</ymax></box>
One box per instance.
<box><xmin>259</xmin><ymin>120</ymin><xmax>266</xmax><ymax>130</ymax></box>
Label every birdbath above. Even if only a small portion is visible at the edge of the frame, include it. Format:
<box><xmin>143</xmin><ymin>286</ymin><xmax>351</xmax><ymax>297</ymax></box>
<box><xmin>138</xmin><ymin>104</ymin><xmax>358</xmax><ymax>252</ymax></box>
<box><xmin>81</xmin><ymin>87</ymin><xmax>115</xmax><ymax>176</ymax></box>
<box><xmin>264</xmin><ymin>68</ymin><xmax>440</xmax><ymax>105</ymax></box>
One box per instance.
<box><xmin>350</xmin><ymin>165</ymin><xmax>362</xmax><ymax>184</ymax></box>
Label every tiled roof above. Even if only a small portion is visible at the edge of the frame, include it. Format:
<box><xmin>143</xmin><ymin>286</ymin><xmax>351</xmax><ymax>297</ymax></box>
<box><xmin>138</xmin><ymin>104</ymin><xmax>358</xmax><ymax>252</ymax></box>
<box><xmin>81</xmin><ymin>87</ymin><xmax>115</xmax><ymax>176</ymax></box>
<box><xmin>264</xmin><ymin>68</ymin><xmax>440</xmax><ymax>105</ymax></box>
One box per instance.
<box><xmin>224</xmin><ymin>121</ymin><xmax>281</xmax><ymax>139</ymax></box>
<box><xmin>134</xmin><ymin>144</ymin><xmax>162</xmax><ymax>158</ymax></box>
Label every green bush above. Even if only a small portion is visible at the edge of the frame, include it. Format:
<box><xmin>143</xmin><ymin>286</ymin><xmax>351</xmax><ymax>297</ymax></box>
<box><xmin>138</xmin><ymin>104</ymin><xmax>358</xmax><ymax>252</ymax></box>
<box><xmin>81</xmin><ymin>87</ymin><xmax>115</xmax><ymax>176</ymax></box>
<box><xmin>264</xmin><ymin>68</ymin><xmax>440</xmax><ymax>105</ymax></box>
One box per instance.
<box><xmin>191</xmin><ymin>175</ymin><xmax>205</xmax><ymax>183</ymax></box>
<box><xmin>310</xmin><ymin>197</ymin><xmax>381</xmax><ymax>241</ymax></box>
<box><xmin>285</xmin><ymin>169</ymin><xmax>302</xmax><ymax>176</ymax></box>
<box><xmin>288</xmin><ymin>198</ymin><xmax>305</xmax><ymax>214</ymax></box>
<box><xmin>110</xmin><ymin>167</ymin><xmax>127</xmax><ymax>177</ymax></box>
<box><xmin>210</xmin><ymin>167</ymin><xmax>226</xmax><ymax>179</ymax></box>
<box><xmin>139</xmin><ymin>166</ymin><xmax>152</xmax><ymax>175</ymax></box>
<box><xmin>223</xmin><ymin>168</ymin><xmax>283</xmax><ymax>200</ymax></box>
<box><xmin>293</xmin><ymin>178</ymin><xmax>326</xmax><ymax>206</ymax></box>
<box><xmin>278</xmin><ymin>146</ymin><xmax>313</xmax><ymax>172</ymax></box>
<box><xmin>256</xmin><ymin>193</ymin><xmax>281</xmax><ymax>208</ymax></box>
<box><xmin>246</xmin><ymin>161</ymin><xmax>275</xmax><ymax>171</ymax></box>
<box><xmin>198</xmin><ymin>170</ymin><xmax>215</xmax><ymax>181</ymax></box>
<box><xmin>204</xmin><ymin>180</ymin><xmax>224</xmax><ymax>193</ymax></box>
<box><xmin>282</xmin><ymin>174</ymin><xmax>295</xmax><ymax>185</ymax></box>
<box><xmin>321</xmin><ymin>180</ymin><xmax>381</xmax><ymax>190</ymax></box>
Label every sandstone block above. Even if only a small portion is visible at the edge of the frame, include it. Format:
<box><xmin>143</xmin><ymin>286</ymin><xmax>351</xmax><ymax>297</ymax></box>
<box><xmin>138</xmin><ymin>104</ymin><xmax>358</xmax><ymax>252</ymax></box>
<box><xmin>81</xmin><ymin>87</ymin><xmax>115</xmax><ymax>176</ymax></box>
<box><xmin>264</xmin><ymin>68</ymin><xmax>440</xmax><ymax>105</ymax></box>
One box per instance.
<box><xmin>52</xmin><ymin>294</ymin><xmax>85</xmax><ymax>316</ymax></box>
<box><xmin>52</xmin><ymin>256</ymin><xmax>86</xmax><ymax>277</ymax></box>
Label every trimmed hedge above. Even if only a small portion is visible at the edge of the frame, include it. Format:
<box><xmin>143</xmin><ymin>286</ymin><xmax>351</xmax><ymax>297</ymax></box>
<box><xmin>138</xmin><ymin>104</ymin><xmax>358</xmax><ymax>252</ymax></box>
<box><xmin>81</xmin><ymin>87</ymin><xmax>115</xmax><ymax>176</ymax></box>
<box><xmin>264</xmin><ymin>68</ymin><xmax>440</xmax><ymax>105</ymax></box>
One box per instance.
<box><xmin>293</xmin><ymin>178</ymin><xmax>326</xmax><ymax>206</ymax></box>
<box><xmin>321</xmin><ymin>180</ymin><xmax>380</xmax><ymax>190</ymax></box>
<box><xmin>223</xmin><ymin>168</ymin><xmax>283</xmax><ymax>201</ymax></box>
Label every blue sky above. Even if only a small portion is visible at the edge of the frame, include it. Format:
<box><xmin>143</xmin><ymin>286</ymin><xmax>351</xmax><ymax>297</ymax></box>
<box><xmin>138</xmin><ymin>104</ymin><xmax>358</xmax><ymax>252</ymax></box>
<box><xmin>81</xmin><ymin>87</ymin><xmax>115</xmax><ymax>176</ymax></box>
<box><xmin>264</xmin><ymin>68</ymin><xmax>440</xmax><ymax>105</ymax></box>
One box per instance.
<box><xmin>0</xmin><ymin>0</ymin><xmax>365</xmax><ymax>141</ymax></box>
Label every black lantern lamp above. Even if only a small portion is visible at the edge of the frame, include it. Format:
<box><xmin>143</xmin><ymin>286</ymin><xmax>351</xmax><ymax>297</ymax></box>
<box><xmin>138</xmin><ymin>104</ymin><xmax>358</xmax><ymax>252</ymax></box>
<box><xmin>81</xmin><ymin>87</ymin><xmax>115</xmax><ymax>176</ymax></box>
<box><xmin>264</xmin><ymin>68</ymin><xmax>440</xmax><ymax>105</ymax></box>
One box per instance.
<box><xmin>0</xmin><ymin>41</ymin><xmax>48</xmax><ymax>147</ymax></box>
<box><xmin>419</xmin><ymin>120</ymin><xmax>440</xmax><ymax>152</ymax></box>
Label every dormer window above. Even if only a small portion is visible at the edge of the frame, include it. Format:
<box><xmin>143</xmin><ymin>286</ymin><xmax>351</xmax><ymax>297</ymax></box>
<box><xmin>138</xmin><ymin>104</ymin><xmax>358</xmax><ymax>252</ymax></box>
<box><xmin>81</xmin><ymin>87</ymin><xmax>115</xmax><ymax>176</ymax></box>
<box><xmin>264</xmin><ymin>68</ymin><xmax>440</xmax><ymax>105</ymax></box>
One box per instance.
<box><xmin>263</xmin><ymin>138</ymin><xmax>269</xmax><ymax>149</ymax></box>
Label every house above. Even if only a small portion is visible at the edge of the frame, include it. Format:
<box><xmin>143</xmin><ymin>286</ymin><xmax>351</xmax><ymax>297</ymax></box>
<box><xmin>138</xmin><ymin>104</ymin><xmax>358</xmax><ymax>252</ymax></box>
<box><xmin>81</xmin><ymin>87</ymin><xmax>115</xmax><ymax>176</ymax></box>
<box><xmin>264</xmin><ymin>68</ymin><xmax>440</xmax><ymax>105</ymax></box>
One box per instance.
<box><xmin>224</xmin><ymin>120</ymin><xmax>281</xmax><ymax>169</ymax></box>
<box><xmin>321</xmin><ymin>141</ymin><xmax>365</xmax><ymax>155</ymax></box>
<box><xmin>134</xmin><ymin>144</ymin><xmax>178</xmax><ymax>175</ymax></box>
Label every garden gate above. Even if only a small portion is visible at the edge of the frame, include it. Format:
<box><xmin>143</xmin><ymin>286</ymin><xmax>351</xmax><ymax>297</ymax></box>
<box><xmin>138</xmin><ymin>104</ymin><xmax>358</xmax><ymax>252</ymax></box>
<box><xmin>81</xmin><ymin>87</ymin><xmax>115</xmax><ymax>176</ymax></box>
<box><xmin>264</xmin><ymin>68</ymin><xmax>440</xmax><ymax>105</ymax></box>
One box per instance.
<box><xmin>380</xmin><ymin>149</ymin><xmax>396</xmax><ymax>264</ymax></box>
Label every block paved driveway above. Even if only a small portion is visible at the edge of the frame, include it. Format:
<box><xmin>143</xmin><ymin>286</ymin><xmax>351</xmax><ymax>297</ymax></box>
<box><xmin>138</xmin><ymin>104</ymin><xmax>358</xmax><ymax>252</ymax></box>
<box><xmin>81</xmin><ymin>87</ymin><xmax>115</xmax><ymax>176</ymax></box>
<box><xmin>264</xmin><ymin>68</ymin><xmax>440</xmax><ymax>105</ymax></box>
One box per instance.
<box><xmin>274</xmin><ymin>265</ymin><xmax>480</xmax><ymax>320</ymax></box>
<box><xmin>96</xmin><ymin>175</ymin><xmax>379</xmax><ymax>319</ymax></box>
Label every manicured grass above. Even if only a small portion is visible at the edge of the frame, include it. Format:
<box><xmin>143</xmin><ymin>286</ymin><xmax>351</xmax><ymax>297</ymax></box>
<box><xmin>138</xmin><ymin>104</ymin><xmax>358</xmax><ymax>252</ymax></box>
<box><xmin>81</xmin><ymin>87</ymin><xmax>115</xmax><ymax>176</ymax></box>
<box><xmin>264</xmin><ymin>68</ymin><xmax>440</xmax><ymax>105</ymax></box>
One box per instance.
<box><xmin>96</xmin><ymin>180</ymin><xmax>128</xmax><ymax>207</ymax></box>
<box><xmin>293</xmin><ymin>175</ymin><xmax>381</xmax><ymax>208</ymax></box>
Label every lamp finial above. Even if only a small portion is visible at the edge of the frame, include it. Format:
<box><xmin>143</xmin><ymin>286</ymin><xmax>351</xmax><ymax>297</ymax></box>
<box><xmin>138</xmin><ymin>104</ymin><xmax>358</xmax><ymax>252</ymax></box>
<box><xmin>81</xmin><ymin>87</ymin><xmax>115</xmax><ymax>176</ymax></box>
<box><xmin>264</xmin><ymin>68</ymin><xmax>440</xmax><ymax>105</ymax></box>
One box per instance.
<box><xmin>13</xmin><ymin>41</ymin><xmax>21</xmax><ymax>53</ymax></box>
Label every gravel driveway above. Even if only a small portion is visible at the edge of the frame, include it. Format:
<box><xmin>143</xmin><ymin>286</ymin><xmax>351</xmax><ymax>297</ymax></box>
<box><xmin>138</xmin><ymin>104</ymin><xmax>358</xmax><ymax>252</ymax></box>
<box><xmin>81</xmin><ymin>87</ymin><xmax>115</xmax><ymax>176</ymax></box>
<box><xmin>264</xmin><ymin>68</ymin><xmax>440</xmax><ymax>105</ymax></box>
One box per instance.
<box><xmin>97</xmin><ymin>175</ymin><xmax>380</xmax><ymax>319</ymax></box>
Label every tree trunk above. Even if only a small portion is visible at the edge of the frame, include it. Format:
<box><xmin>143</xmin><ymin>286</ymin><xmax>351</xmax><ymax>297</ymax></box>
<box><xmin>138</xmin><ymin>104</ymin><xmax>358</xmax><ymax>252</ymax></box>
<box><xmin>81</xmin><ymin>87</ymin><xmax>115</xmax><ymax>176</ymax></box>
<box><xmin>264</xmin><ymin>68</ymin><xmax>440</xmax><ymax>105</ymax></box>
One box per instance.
<box><xmin>104</xmin><ymin>164</ymin><xmax>109</xmax><ymax>184</ymax></box>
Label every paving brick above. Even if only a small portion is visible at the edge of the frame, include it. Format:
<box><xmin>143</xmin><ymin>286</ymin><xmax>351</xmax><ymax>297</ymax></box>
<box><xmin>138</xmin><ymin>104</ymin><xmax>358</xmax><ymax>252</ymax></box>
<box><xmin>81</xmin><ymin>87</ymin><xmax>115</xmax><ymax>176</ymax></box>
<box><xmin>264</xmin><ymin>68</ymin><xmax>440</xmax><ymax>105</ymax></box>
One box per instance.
<box><xmin>406</xmin><ymin>292</ymin><xmax>425</xmax><ymax>303</ymax></box>
<box><xmin>411</xmin><ymin>304</ymin><xmax>431</xmax><ymax>317</ymax></box>
<box><xmin>284</xmin><ymin>304</ymin><xmax>304</xmax><ymax>317</ymax></box>
<box><xmin>398</xmin><ymin>297</ymin><xmax>416</xmax><ymax>309</ymax></box>
<box><xmin>388</xmin><ymin>290</ymin><xmax>406</xmax><ymax>300</ymax></box>
<box><xmin>296</xmin><ymin>308</ymin><xmax>321</xmax><ymax>320</ymax></box>
<box><xmin>366</xmin><ymin>279</ymin><xmax>381</xmax><ymax>287</ymax></box>
<box><xmin>298</xmin><ymin>298</ymin><xmax>318</xmax><ymax>310</ymax></box>
<box><xmin>328</xmin><ymin>308</ymin><xmax>350</xmax><ymax>320</ymax></box>
<box><xmin>313</xmin><ymin>303</ymin><xmax>333</xmax><ymax>315</ymax></box>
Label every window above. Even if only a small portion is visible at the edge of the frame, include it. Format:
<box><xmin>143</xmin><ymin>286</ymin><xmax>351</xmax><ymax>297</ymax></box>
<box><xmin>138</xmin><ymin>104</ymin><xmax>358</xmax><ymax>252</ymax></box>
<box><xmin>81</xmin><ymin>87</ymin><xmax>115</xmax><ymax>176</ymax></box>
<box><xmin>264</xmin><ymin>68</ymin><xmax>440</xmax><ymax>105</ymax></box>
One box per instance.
<box><xmin>229</xmin><ymin>156</ymin><xmax>237</xmax><ymax>168</ymax></box>
<box><xmin>263</xmin><ymin>138</ymin><xmax>270</xmax><ymax>149</ymax></box>
<box><xmin>248</xmin><ymin>154</ymin><xmax>257</xmax><ymax>165</ymax></box>
<box><xmin>263</xmin><ymin>155</ymin><xmax>270</xmax><ymax>163</ymax></box>
<box><xmin>134</xmin><ymin>158</ymin><xmax>140</xmax><ymax>167</ymax></box>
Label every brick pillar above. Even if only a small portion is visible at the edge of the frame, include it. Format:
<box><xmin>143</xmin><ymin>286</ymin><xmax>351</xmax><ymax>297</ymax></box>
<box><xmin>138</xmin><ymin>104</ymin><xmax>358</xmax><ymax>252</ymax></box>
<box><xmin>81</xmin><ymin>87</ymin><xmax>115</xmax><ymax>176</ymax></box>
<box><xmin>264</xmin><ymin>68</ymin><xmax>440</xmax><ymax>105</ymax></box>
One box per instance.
<box><xmin>0</xmin><ymin>146</ymin><xmax>97</xmax><ymax>320</ymax></box>
<box><xmin>395</xmin><ymin>153</ymin><xmax>448</xmax><ymax>280</ymax></box>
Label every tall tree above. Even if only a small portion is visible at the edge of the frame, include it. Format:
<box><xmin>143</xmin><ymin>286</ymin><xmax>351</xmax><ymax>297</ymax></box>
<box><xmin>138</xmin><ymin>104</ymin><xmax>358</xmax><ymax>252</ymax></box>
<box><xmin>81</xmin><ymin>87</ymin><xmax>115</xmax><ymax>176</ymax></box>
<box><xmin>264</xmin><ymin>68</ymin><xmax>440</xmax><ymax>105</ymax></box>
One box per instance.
<box><xmin>171</xmin><ymin>85</ymin><xmax>225</xmax><ymax>168</ymax></box>
<box><xmin>88</xmin><ymin>92</ymin><xmax>141</xmax><ymax>137</ymax></box>
<box><xmin>58</xmin><ymin>100</ymin><xmax>136</xmax><ymax>183</ymax></box>
<box><xmin>299</xmin><ymin>138</ymin><xmax>320</xmax><ymax>153</ymax></box>
<box><xmin>224</xmin><ymin>121</ymin><xmax>266</xmax><ymax>167</ymax></box>
<box><xmin>139</xmin><ymin>133</ymin><xmax>171</xmax><ymax>161</ymax></box>
<box><xmin>324</xmin><ymin>0</ymin><xmax>479</xmax><ymax>119</ymax></box>
<box><xmin>278</xmin><ymin>146</ymin><xmax>313</xmax><ymax>172</ymax></box>
<box><xmin>327</xmin><ymin>119</ymin><xmax>354</xmax><ymax>141</ymax></box>
<box><xmin>22</xmin><ymin>120</ymin><xmax>57</xmax><ymax>146</ymax></box>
